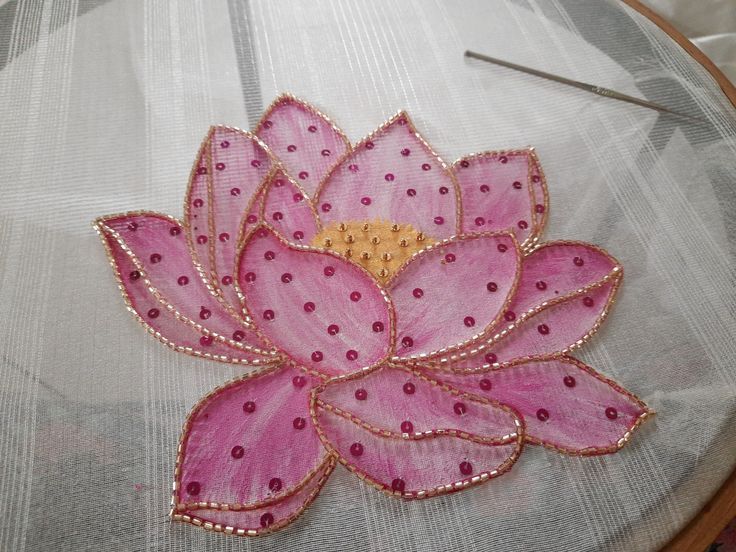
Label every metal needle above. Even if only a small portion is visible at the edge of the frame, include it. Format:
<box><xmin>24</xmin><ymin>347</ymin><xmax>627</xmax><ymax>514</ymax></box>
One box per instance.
<box><xmin>465</xmin><ymin>50</ymin><xmax>708</xmax><ymax>125</ymax></box>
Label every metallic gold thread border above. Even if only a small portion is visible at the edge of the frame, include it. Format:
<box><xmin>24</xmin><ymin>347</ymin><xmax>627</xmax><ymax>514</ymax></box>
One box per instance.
<box><xmin>310</xmin><ymin>363</ymin><xmax>525</xmax><ymax>500</ymax></box>
<box><xmin>232</xmin><ymin>222</ymin><xmax>398</xmax><ymax>382</ymax></box>
<box><xmin>313</xmin><ymin>110</ymin><xmax>464</xmax><ymax>236</ymax></box>
<box><xmin>170</xmin><ymin>364</ymin><xmax>335</xmax><ymax>512</ymax></box>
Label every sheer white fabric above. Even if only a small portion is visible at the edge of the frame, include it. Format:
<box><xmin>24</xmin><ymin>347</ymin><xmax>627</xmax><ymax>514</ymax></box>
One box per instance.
<box><xmin>0</xmin><ymin>1</ymin><xmax>735</xmax><ymax>550</ymax></box>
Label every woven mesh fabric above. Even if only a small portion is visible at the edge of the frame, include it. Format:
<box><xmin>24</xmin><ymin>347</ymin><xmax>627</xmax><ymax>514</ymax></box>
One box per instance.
<box><xmin>0</xmin><ymin>0</ymin><xmax>735</xmax><ymax>550</ymax></box>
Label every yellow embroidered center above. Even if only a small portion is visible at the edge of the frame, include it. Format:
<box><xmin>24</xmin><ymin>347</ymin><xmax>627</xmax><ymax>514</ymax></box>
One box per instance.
<box><xmin>312</xmin><ymin>220</ymin><xmax>436</xmax><ymax>281</ymax></box>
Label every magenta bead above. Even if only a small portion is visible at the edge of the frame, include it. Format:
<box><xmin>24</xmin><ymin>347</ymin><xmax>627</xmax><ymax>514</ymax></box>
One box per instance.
<box><xmin>480</xmin><ymin>184</ymin><xmax>490</xmax><ymax>193</ymax></box>
<box><xmin>186</xmin><ymin>481</ymin><xmax>201</xmax><ymax>496</ymax></box>
<box><xmin>459</xmin><ymin>461</ymin><xmax>473</xmax><ymax>476</ymax></box>
<box><xmin>221</xmin><ymin>275</ymin><xmax>233</xmax><ymax>286</ymax></box>
<box><xmin>268</xmin><ymin>478</ymin><xmax>282</xmax><ymax>492</ymax></box>
<box><xmin>421</xmin><ymin>163</ymin><xmax>431</xmax><ymax>171</ymax></box>
<box><xmin>263</xmin><ymin>309</ymin><xmax>275</xmax><ymax>321</ymax></box>
<box><xmin>147</xmin><ymin>308</ymin><xmax>159</xmax><ymax>318</ymax></box>
<box><xmin>230</xmin><ymin>187</ymin><xmax>240</xmax><ymax>197</ymax></box>
<box><xmin>453</xmin><ymin>402</ymin><xmax>467</xmax><ymax>416</ymax></box>
<box><xmin>215</xmin><ymin>162</ymin><xmax>225</xmax><ymax>171</ymax></box>
<box><xmin>243</xmin><ymin>401</ymin><xmax>256</xmax><ymax>413</ymax></box>
<box><xmin>573</xmin><ymin>256</ymin><xmax>585</xmax><ymax>267</ymax></box>
<box><xmin>439</xmin><ymin>186</ymin><xmax>449</xmax><ymax>195</ymax></box>
<box><xmin>605</xmin><ymin>407</ymin><xmax>618</xmax><ymax>420</ymax></box>
<box><xmin>384</xmin><ymin>173</ymin><xmax>395</xmax><ymax>182</ymax></box>
<box><xmin>434</xmin><ymin>216</ymin><xmax>445</xmax><ymax>225</ymax></box>
<box><xmin>401</xmin><ymin>148</ymin><xmax>411</xmax><ymax>156</ymax></box>
<box><xmin>346</xmin><ymin>349</ymin><xmax>358</xmax><ymax>361</ymax></box>
<box><xmin>518</xmin><ymin>220</ymin><xmax>528</xmax><ymax>230</ymax></box>
<box><xmin>311</xmin><ymin>351</ymin><xmax>323</xmax><ymax>362</ymax></box>
<box><xmin>400</xmin><ymin>420</ymin><xmax>414</xmax><ymax>433</ymax></box>
<box><xmin>406</xmin><ymin>188</ymin><xmax>417</xmax><ymax>197</ymax></box>
<box><xmin>475</xmin><ymin>217</ymin><xmax>485</xmax><ymax>226</ymax></box>
<box><xmin>536</xmin><ymin>408</ymin><xmax>550</xmax><ymax>422</ymax></box>
<box><xmin>281</xmin><ymin>273</ymin><xmax>293</xmax><ymax>283</ymax></box>
<box><xmin>321</xmin><ymin>203</ymin><xmax>331</xmax><ymax>213</ymax></box>
<box><xmin>287</xmin><ymin>144</ymin><xmax>297</xmax><ymax>152</ymax></box>
<box><xmin>401</xmin><ymin>336</ymin><xmax>414</xmax><ymax>348</ymax></box>
<box><xmin>536</xmin><ymin>280</ymin><xmax>547</xmax><ymax>291</ymax></box>
<box><xmin>232</xmin><ymin>330</ymin><xmax>245</xmax><ymax>342</ymax></box>
<box><xmin>463</xmin><ymin>316</ymin><xmax>475</xmax><ymax>327</ymax></box>
<box><xmin>260</xmin><ymin>513</ymin><xmax>274</xmax><ymax>528</ymax></box>
<box><xmin>355</xmin><ymin>388</ymin><xmax>368</xmax><ymax>401</ymax></box>
<box><xmin>486</xmin><ymin>282</ymin><xmax>498</xmax><ymax>292</ymax></box>
<box><xmin>327</xmin><ymin>324</ymin><xmax>340</xmax><ymax>336</ymax></box>
<box><xmin>303</xmin><ymin>301</ymin><xmax>316</xmax><ymax>313</ymax></box>
<box><xmin>583</xmin><ymin>296</ymin><xmax>594</xmax><ymax>307</ymax></box>
<box><xmin>485</xmin><ymin>352</ymin><xmax>498</xmax><ymax>364</ymax></box>
<box><xmin>169</xmin><ymin>226</ymin><xmax>181</xmax><ymax>236</ymax></box>
<box><xmin>497</xmin><ymin>243</ymin><xmax>508</xmax><ymax>253</ymax></box>
<box><xmin>199</xmin><ymin>335</ymin><xmax>213</xmax><ymax>347</ymax></box>
<box><xmin>193</xmin><ymin>199</ymin><xmax>204</xmax><ymax>208</ymax></box>
<box><xmin>512</xmin><ymin>181</ymin><xmax>522</xmax><ymax>189</ymax></box>
<box><xmin>350</xmin><ymin>291</ymin><xmax>361</xmax><ymax>302</ymax></box>
<box><xmin>293</xmin><ymin>230</ymin><xmax>305</xmax><ymax>240</ymax></box>
<box><xmin>504</xmin><ymin>311</ymin><xmax>516</xmax><ymax>321</ymax></box>
<box><xmin>360</xmin><ymin>197</ymin><xmax>372</xmax><ymax>206</ymax></box>
<box><xmin>403</xmin><ymin>382</ymin><xmax>416</xmax><ymax>394</ymax></box>
<box><xmin>292</xmin><ymin>375</ymin><xmax>307</xmax><ymax>388</ymax></box>
<box><xmin>372</xmin><ymin>321</ymin><xmax>384</xmax><ymax>333</ymax></box>
<box><xmin>264</xmin><ymin>250</ymin><xmax>275</xmax><ymax>261</ymax></box>
<box><xmin>479</xmin><ymin>378</ymin><xmax>492</xmax><ymax>391</ymax></box>
<box><xmin>324</xmin><ymin>266</ymin><xmax>335</xmax><ymax>277</ymax></box>
<box><xmin>537</xmin><ymin>324</ymin><xmax>550</xmax><ymax>335</ymax></box>
<box><xmin>130</xmin><ymin>270</ymin><xmax>141</xmax><ymax>281</ymax></box>
<box><xmin>293</xmin><ymin>417</ymin><xmax>306</xmax><ymax>430</ymax></box>
<box><xmin>350</xmin><ymin>442</ymin><xmax>364</xmax><ymax>456</ymax></box>
<box><xmin>231</xmin><ymin>445</ymin><xmax>244</xmax><ymax>459</ymax></box>
<box><xmin>298</xmin><ymin>171</ymin><xmax>309</xmax><ymax>180</ymax></box>
<box><xmin>412</xmin><ymin>288</ymin><xmax>424</xmax><ymax>299</ymax></box>
<box><xmin>244</xmin><ymin>271</ymin><xmax>256</xmax><ymax>283</ymax></box>
<box><xmin>199</xmin><ymin>308</ymin><xmax>211</xmax><ymax>320</ymax></box>
<box><xmin>563</xmin><ymin>375</ymin><xmax>576</xmax><ymax>388</ymax></box>
<box><xmin>150</xmin><ymin>253</ymin><xmax>162</xmax><ymax>264</ymax></box>
<box><xmin>445</xmin><ymin>253</ymin><xmax>456</xmax><ymax>263</ymax></box>
<box><xmin>308</xmin><ymin>125</ymin><xmax>317</xmax><ymax>133</ymax></box>
<box><xmin>391</xmin><ymin>478</ymin><xmax>406</xmax><ymax>492</ymax></box>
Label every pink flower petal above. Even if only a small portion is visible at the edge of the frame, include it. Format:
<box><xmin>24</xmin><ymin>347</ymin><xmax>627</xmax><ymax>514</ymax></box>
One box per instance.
<box><xmin>312</xmin><ymin>365</ymin><xmax>523</xmax><ymax>498</ymax></box>
<box><xmin>453</xmin><ymin>149</ymin><xmax>547</xmax><ymax>249</ymax></box>
<box><xmin>174</xmin><ymin>458</ymin><xmax>334</xmax><ymax>536</ymax></box>
<box><xmin>421</xmin><ymin>357</ymin><xmax>651</xmax><ymax>455</ymax></box>
<box><xmin>430</xmin><ymin>242</ymin><xmax>622</xmax><ymax>370</ymax></box>
<box><xmin>315</xmin><ymin>113</ymin><xmax>459</xmax><ymax>237</ymax></box>
<box><xmin>389</xmin><ymin>233</ymin><xmax>520</xmax><ymax>360</ymax></box>
<box><xmin>256</xmin><ymin>94</ymin><xmax>350</xmax><ymax>197</ymax></box>
<box><xmin>185</xmin><ymin>126</ymin><xmax>274</xmax><ymax>312</ymax></box>
<box><xmin>96</xmin><ymin>213</ymin><xmax>275</xmax><ymax>364</ymax></box>
<box><xmin>236</xmin><ymin>225</ymin><xmax>393</xmax><ymax>377</ymax></box>
<box><xmin>260</xmin><ymin>169</ymin><xmax>320</xmax><ymax>244</ymax></box>
<box><xmin>173</xmin><ymin>366</ymin><xmax>331</xmax><ymax>514</ymax></box>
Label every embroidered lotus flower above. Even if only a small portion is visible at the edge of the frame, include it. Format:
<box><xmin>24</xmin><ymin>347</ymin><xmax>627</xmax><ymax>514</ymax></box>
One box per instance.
<box><xmin>95</xmin><ymin>94</ymin><xmax>651</xmax><ymax>536</ymax></box>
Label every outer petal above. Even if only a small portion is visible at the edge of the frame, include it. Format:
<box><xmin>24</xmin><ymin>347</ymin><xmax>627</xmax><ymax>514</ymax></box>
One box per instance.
<box><xmin>315</xmin><ymin>113</ymin><xmax>460</xmax><ymax>237</ymax></box>
<box><xmin>430</xmin><ymin>242</ymin><xmax>622</xmax><ymax>370</ymax></box>
<box><xmin>453</xmin><ymin>149</ymin><xmax>547</xmax><ymax>249</ymax></box>
<box><xmin>389</xmin><ymin>233</ymin><xmax>520</xmax><ymax>360</ymax></box>
<box><xmin>96</xmin><ymin>213</ymin><xmax>276</xmax><ymax>364</ymax></box>
<box><xmin>260</xmin><ymin>169</ymin><xmax>320</xmax><ymax>244</ymax></box>
<box><xmin>236</xmin><ymin>225</ymin><xmax>393</xmax><ymax>377</ymax></box>
<box><xmin>185</xmin><ymin>126</ymin><xmax>275</xmax><ymax>312</ymax></box>
<box><xmin>173</xmin><ymin>457</ymin><xmax>335</xmax><ymax>536</ymax></box>
<box><xmin>422</xmin><ymin>357</ymin><xmax>651</xmax><ymax>455</ymax></box>
<box><xmin>172</xmin><ymin>366</ymin><xmax>331</xmax><ymax>514</ymax></box>
<box><xmin>255</xmin><ymin>94</ymin><xmax>350</xmax><ymax>197</ymax></box>
<box><xmin>311</xmin><ymin>365</ymin><xmax>523</xmax><ymax>498</ymax></box>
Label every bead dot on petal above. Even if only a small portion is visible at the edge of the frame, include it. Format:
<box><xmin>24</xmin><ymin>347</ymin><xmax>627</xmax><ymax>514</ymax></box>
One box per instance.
<box><xmin>459</xmin><ymin>461</ymin><xmax>473</xmax><ymax>475</ymax></box>
<box><xmin>355</xmin><ymin>388</ymin><xmax>368</xmax><ymax>401</ymax></box>
<box><xmin>350</xmin><ymin>443</ymin><xmax>364</xmax><ymax>456</ymax></box>
<box><xmin>231</xmin><ymin>446</ymin><xmax>244</xmax><ymax>459</ymax></box>
<box><xmin>605</xmin><ymin>407</ymin><xmax>618</xmax><ymax>420</ymax></box>
<box><xmin>536</xmin><ymin>408</ymin><xmax>550</xmax><ymax>422</ymax></box>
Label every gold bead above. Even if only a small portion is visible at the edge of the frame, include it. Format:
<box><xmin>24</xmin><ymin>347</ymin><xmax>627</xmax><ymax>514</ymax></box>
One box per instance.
<box><xmin>416</xmin><ymin>232</ymin><xmax>425</xmax><ymax>242</ymax></box>
<box><xmin>345</xmin><ymin>234</ymin><xmax>355</xmax><ymax>244</ymax></box>
<box><xmin>371</xmin><ymin>236</ymin><xmax>380</xmax><ymax>245</ymax></box>
<box><xmin>338</xmin><ymin>222</ymin><xmax>348</xmax><ymax>232</ymax></box>
<box><xmin>345</xmin><ymin>248</ymin><xmax>353</xmax><ymax>257</ymax></box>
<box><xmin>399</xmin><ymin>239</ymin><xmax>409</xmax><ymax>247</ymax></box>
<box><xmin>378</xmin><ymin>268</ymin><xmax>389</xmax><ymax>278</ymax></box>
<box><xmin>361</xmin><ymin>251</ymin><xmax>371</xmax><ymax>260</ymax></box>
<box><xmin>381</xmin><ymin>252</ymin><xmax>392</xmax><ymax>261</ymax></box>
<box><xmin>391</xmin><ymin>224</ymin><xmax>400</xmax><ymax>232</ymax></box>
<box><xmin>362</xmin><ymin>223</ymin><xmax>370</xmax><ymax>232</ymax></box>
<box><xmin>323</xmin><ymin>238</ymin><xmax>333</xmax><ymax>247</ymax></box>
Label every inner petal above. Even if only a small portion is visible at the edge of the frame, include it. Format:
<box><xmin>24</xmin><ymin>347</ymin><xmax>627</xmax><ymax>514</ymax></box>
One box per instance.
<box><xmin>312</xmin><ymin>220</ymin><xmax>438</xmax><ymax>282</ymax></box>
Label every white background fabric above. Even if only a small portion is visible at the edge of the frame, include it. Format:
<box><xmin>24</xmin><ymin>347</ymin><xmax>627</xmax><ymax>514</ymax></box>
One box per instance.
<box><xmin>0</xmin><ymin>1</ymin><xmax>735</xmax><ymax>550</ymax></box>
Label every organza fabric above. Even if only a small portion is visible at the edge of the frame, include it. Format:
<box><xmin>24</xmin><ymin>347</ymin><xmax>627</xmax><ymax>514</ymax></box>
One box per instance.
<box><xmin>1</xmin><ymin>0</ymin><xmax>735</xmax><ymax>550</ymax></box>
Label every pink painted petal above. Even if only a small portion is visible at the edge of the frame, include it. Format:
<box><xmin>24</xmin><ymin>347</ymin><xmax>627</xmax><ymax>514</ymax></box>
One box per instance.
<box><xmin>423</xmin><ymin>357</ymin><xmax>651</xmax><ymax>455</ymax></box>
<box><xmin>255</xmin><ymin>94</ymin><xmax>350</xmax><ymax>197</ymax></box>
<box><xmin>453</xmin><ymin>149</ymin><xmax>547</xmax><ymax>249</ymax></box>
<box><xmin>96</xmin><ymin>213</ymin><xmax>275</xmax><ymax>363</ymax></box>
<box><xmin>260</xmin><ymin>169</ymin><xmax>320</xmax><ymax>244</ymax></box>
<box><xmin>431</xmin><ymin>242</ymin><xmax>622</xmax><ymax>370</ymax></box>
<box><xmin>174</xmin><ymin>457</ymin><xmax>334</xmax><ymax>536</ymax></box>
<box><xmin>173</xmin><ymin>366</ymin><xmax>331</xmax><ymax>512</ymax></box>
<box><xmin>315</xmin><ymin>113</ymin><xmax>459</xmax><ymax>238</ymax></box>
<box><xmin>312</xmin><ymin>365</ymin><xmax>522</xmax><ymax>498</ymax></box>
<box><xmin>389</xmin><ymin>233</ymin><xmax>520</xmax><ymax>360</ymax></box>
<box><xmin>185</xmin><ymin>126</ymin><xmax>274</xmax><ymax>311</ymax></box>
<box><xmin>236</xmin><ymin>225</ymin><xmax>392</xmax><ymax>377</ymax></box>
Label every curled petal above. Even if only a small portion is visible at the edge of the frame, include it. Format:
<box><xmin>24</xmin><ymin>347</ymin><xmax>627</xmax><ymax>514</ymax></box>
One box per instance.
<box><xmin>256</xmin><ymin>94</ymin><xmax>350</xmax><ymax>196</ymax></box>
<box><xmin>173</xmin><ymin>455</ymin><xmax>335</xmax><ymax>537</ymax></box>
<box><xmin>389</xmin><ymin>233</ymin><xmax>520</xmax><ymax>360</ymax></box>
<box><xmin>236</xmin><ymin>225</ymin><xmax>393</xmax><ymax>377</ymax></box>
<box><xmin>431</xmin><ymin>242</ymin><xmax>621</xmax><ymax>370</ymax></box>
<box><xmin>260</xmin><ymin>169</ymin><xmax>320</xmax><ymax>244</ymax></box>
<box><xmin>185</xmin><ymin>126</ymin><xmax>274</xmax><ymax>312</ymax></box>
<box><xmin>454</xmin><ymin>149</ymin><xmax>547</xmax><ymax>249</ymax></box>
<box><xmin>315</xmin><ymin>112</ymin><xmax>459</xmax><ymax>237</ymax></box>
<box><xmin>96</xmin><ymin>213</ymin><xmax>275</xmax><ymax>364</ymax></box>
<box><xmin>421</xmin><ymin>357</ymin><xmax>651</xmax><ymax>455</ymax></box>
<box><xmin>173</xmin><ymin>366</ymin><xmax>331</xmax><ymax>513</ymax></box>
<box><xmin>311</xmin><ymin>365</ymin><xmax>523</xmax><ymax>498</ymax></box>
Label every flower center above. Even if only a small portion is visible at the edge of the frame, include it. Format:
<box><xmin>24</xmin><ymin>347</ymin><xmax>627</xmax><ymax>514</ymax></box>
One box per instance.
<box><xmin>312</xmin><ymin>220</ymin><xmax>436</xmax><ymax>281</ymax></box>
